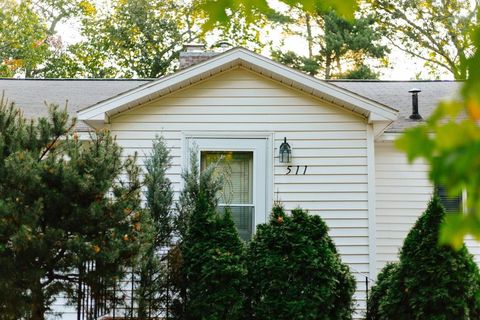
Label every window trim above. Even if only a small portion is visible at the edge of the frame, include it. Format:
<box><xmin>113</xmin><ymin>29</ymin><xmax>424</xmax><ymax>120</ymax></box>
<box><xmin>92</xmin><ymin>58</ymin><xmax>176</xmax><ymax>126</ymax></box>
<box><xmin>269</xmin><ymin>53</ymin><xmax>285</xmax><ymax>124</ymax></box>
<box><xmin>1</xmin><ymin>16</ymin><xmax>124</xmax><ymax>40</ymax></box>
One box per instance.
<box><xmin>182</xmin><ymin>133</ymin><xmax>273</xmax><ymax>235</ymax></box>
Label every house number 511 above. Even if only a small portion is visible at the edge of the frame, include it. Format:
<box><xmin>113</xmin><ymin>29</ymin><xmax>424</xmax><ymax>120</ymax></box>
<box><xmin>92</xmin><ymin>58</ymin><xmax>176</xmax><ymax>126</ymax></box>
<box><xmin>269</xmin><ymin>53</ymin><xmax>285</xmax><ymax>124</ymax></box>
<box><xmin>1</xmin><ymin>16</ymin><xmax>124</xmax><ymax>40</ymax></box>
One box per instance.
<box><xmin>286</xmin><ymin>165</ymin><xmax>308</xmax><ymax>175</ymax></box>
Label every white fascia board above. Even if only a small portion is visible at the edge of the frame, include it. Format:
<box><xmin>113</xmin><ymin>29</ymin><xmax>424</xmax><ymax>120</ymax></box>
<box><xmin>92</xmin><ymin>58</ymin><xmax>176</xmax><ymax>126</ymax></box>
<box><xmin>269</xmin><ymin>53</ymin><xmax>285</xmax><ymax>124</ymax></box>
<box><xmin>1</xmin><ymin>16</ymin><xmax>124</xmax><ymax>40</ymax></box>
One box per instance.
<box><xmin>376</xmin><ymin>132</ymin><xmax>402</xmax><ymax>142</ymax></box>
<box><xmin>369</xmin><ymin>112</ymin><xmax>390</xmax><ymax>122</ymax></box>
<box><xmin>78</xmin><ymin>52</ymin><xmax>243</xmax><ymax>121</ymax></box>
<box><xmin>372</xmin><ymin>121</ymin><xmax>393</xmax><ymax>138</ymax></box>
<box><xmin>78</xmin><ymin>47</ymin><xmax>399</xmax><ymax>123</ymax></box>
<box><xmin>82</xmin><ymin>119</ymin><xmax>107</xmax><ymax>130</ymax></box>
<box><xmin>368</xmin><ymin>112</ymin><xmax>396</xmax><ymax>138</ymax></box>
<box><xmin>238</xmin><ymin>50</ymin><xmax>399</xmax><ymax>121</ymax></box>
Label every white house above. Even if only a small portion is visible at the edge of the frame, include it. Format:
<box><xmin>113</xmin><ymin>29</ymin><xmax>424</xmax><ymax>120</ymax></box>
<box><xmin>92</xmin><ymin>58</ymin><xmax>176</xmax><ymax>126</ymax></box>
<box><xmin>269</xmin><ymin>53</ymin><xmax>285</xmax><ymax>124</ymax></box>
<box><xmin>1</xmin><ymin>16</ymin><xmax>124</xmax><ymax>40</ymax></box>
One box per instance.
<box><xmin>1</xmin><ymin>46</ymin><xmax>474</xmax><ymax>318</ymax></box>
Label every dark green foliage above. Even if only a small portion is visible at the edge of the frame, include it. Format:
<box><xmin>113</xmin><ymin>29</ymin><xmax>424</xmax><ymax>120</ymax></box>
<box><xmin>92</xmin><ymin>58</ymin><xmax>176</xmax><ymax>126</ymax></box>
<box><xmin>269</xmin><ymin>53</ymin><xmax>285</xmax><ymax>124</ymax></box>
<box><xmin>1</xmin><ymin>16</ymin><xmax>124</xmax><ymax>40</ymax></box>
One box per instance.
<box><xmin>136</xmin><ymin>136</ymin><xmax>174</xmax><ymax>318</ymax></box>
<box><xmin>367</xmin><ymin>197</ymin><xmax>480</xmax><ymax>320</ymax></box>
<box><xmin>182</xmin><ymin>207</ymin><xmax>246</xmax><ymax>320</ymax></box>
<box><xmin>245</xmin><ymin>204</ymin><xmax>356</xmax><ymax>320</ymax></box>
<box><xmin>175</xmin><ymin>150</ymin><xmax>222</xmax><ymax>241</ymax></box>
<box><xmin>337</xmin><ymin>64</ymin><xmax>380</xmax><ymax>80</ymax></box>
<box><xmin>145</xmin><ymin>136</ymin><xmax>174</xmax><ymax>248</ymax></box>
<box><xmin>0</xmin><ymin>99</ymin><xmax>145</xmax><ymax>319</ymax></box>
<box><xmin>175</xmin><ymin>151</ymin><xmax>246</xmax><ymax>320</ymax></box>
<box><xmin>171</xmin><ymin>150</ymin><xmax>223</xmax><ymax>318</ymax></box>
<box><xmin>366</xmin><ymin>263</ymin><xmax>398</xmax><ymax>320</ymax></box>
<box><xmin>272</xmin><ymin>9</ymin><xmax>386</xmax><ymax>79</ymax></box>
<box><xmin>271</xmin><ymin>50</ymin><xmax>320</xmax><ymax>75</ymax></box>
<box><xmin>80</xmin><ymin>0</ymin><xmax>185</xmax><ymax>78</ymax></box>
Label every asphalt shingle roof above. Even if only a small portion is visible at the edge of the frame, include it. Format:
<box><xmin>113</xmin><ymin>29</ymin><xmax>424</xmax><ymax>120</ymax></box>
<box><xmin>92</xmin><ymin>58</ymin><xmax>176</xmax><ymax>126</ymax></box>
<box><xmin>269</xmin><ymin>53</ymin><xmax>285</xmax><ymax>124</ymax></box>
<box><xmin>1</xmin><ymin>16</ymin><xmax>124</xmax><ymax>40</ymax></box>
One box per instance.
<box><xmin>329</xmin><ymin>80</ymin><xmax>462</xmax><ymax>132</ymax></box>
<box><xmin>0</xmin><ymin>78</ymin><xmax>461</xmax><ymax>133</ymax></box>
<box><xmin>0</xmin><ymin>79</ymin><xmax>149</xmax><ymax>131</ymax></box>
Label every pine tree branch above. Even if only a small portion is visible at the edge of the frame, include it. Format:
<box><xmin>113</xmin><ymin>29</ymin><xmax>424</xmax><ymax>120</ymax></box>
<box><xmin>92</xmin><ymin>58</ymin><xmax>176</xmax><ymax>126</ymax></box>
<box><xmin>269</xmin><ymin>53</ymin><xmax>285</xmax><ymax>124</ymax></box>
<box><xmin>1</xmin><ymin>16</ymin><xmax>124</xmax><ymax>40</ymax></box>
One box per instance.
<box><xmin>38</xmin><ymin>121</ymin><xmax>75</xmax><ymax>161</ymax></box>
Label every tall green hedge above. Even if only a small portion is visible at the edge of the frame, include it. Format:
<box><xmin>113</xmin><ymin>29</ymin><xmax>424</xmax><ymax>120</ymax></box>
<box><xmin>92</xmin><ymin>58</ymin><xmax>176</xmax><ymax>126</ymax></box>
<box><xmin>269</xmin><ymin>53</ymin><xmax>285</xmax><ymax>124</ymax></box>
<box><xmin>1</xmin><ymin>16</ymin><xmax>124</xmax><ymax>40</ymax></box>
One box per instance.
<box><xmin>245</xmin><ymin>204</ymin><xmax>356</xmax><ymax>320</ymax></box>
<box><xmin>366</xmin><ymin>263</ymin><xmax>397</xmax><ymax>320</ymax></box>
<box><xmin>181</xmin><ymin>199</ymin><xmax>246</xmax><ymax>320</ymax></box>
<box><xmin>367</xmin><ymin>197</ymin><xmax>480</xmax><ymax>320</ymax></box>
<box><xmin>176</xmin><ymin>151</ymin><xmax>246</xmax><ymax>320</ymax></box>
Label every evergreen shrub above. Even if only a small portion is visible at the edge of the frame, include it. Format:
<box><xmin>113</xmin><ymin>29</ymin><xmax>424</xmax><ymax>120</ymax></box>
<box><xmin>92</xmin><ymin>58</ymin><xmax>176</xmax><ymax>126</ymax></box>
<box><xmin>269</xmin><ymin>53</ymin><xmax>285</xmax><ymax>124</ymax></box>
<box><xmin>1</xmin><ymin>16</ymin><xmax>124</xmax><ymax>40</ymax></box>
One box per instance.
<box><xmin>175</xmin><ymin>151</ymin><xmax>246</xmax><ymax>320</ymax></box>
<box><xmin>245</xmin><ymin>204</ymin><xmax>356</xmax><ymax>320</ymax></box>
<box><xmin>367</xmin><ymin>197</ymin><xmax>480</xmax><ymax>320</ymax></box>
<box><xmin>136</xmin><ymin>136</ymin><xmax>174</xmax><ymax>318</ymax></box>
<box><xmin>366</xmin><ymin>263</ymin><xmax>397</xmax><ymax>320</ymax></box>
<box><xmin>0</xmin><ymin>100</ymin><xmax>146</xmax><ymax>319</ymax></box>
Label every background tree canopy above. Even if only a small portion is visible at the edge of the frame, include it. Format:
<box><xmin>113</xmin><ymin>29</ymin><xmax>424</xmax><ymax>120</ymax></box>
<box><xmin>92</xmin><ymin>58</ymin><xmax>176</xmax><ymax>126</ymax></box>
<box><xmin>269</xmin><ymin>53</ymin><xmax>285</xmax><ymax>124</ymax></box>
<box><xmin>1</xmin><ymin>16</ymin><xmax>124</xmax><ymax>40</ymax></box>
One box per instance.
<box><xmin>365</xmin><ymin>0</ymin><xmax>477</xmax><ymax>79</ymax></box>
<box><xmin>0</xmin><ymin>0</ymin><xmax>49</xmax><ymax>77</ymax></box>
<box><xmin>270</xmin><ymin>7</ymin><xmax>387</xmax><ymax>79</ymax></box>
<box><xmin>1</xmin><ymin>0</ymin><xmax>478</xmax><ymax>80</ymax></box>
<box><xmin>0</xmin><ymin>0</ymin><xmax>380</xmax><ymax>79</ymax></box>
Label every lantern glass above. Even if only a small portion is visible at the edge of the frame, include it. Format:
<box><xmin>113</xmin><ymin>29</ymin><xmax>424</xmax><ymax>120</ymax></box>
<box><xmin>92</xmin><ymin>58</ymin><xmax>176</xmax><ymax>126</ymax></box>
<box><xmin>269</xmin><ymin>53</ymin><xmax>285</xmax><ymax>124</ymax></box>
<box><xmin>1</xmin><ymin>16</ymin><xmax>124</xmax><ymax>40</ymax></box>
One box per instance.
<box><xmin>279</xmin><ymin>137</ymin><xmax>292</xmax><ymax>163</ymax></box>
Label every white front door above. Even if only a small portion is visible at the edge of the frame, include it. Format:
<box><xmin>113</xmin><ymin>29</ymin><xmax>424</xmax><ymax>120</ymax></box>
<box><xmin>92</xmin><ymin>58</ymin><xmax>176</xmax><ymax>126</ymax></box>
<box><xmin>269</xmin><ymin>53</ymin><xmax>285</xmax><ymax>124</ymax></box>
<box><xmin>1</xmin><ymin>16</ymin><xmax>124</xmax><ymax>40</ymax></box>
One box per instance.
<box><xmin>185</xmin><ymin>137</ymin><xmax>268</xmax><ymax>240</ymax></box>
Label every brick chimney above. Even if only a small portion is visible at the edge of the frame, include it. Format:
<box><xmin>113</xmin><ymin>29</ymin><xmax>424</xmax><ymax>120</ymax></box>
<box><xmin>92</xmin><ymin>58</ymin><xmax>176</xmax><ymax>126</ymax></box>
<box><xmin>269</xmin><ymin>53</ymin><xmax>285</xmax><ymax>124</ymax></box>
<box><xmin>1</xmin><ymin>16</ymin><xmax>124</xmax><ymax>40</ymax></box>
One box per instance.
<box><xmin>179</xmin><ymin>43</ymin><xmax>218</xmax><ymax>69</ymax></box>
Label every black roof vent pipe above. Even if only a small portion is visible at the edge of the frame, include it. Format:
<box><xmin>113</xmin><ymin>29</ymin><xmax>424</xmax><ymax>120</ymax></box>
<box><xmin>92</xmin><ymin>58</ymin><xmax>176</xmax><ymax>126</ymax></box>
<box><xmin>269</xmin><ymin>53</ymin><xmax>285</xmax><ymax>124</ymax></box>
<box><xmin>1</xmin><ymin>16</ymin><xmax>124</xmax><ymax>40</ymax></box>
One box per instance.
<box><xmin>408</xmin><ymin>88</ymin><xmax>422</xmax><ymax>120</ymax></box>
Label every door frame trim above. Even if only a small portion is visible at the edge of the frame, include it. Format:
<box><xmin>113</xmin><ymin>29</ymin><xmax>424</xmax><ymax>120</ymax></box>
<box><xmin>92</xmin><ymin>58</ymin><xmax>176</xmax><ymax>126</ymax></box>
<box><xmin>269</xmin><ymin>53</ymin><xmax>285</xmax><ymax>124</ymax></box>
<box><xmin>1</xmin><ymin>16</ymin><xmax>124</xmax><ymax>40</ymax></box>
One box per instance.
<box><xmin>181</xmin><ymin>131</ymin><xmax>273</xmax><ymax>230</ymax></box>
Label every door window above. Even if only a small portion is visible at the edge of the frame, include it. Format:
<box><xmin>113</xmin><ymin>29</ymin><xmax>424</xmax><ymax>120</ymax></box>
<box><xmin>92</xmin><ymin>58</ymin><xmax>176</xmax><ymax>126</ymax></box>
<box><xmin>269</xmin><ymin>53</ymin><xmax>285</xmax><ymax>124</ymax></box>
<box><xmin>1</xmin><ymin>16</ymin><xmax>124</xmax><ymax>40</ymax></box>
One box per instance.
<box><xmin>186</xmin><ymin>137</ymin><xmax>268</xmax><ymax>240</ymax></box>
<box><xmin>201</xmin><ymin>151</ymin><xmax>254</xmax><ymax>240</ymax></box>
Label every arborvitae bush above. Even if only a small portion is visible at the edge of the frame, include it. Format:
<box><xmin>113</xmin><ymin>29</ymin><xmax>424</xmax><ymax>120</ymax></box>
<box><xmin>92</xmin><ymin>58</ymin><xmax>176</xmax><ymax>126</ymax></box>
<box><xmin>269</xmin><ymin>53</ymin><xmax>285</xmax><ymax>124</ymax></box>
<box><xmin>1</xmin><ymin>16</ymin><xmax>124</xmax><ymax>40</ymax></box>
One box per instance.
<box><xmin>182</xmin><ymin>205</ymin><xmax>246</xmax><ymax>320</ymax></box>
<box><xmin>367</xmin><ymin>197</ymin><xmax>480</xmax><ymax>320</ymax></box>
<box><xmin>174</xmin><ymin>151</ymin><xmax>246</xmax><ymax>320</ymax></box>
<box><xmin>136</xmin><ymin>136</ymin><xmax>174</xmax><ymax>318</ymax></box>
<box><xmin>366</xmin><ymin>263</ymin><xmax>398</xmax><ymax>320</ymax></box>
<box><xmin>245</xmin><ymin>204</ymin><xmax>355</xmax><ymax>320</ymax></box>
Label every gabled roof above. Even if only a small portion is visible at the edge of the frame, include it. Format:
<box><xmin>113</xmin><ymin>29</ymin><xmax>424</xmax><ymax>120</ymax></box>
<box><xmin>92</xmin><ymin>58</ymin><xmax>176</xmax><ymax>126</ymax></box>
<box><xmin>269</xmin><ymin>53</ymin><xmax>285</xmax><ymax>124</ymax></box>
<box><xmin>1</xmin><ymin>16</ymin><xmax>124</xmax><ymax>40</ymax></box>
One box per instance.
<box><xmin>77</xmin><ymin>47</ymin><xmax>398</xmax><ymax>128</ymax></box>
<box><xmin>329</xmin><ymin>80</ymin><xmax>462</xmax><ymax>132</ymax></box>
<box><xmin>0</xmin><ymin>48</ymin><xmax>462</xmax><ymax>136</ymax></box>
<box><xmin>0</xmin><ymin>78</ymin><xmax>148</xmax><ymax>131</ymax></box>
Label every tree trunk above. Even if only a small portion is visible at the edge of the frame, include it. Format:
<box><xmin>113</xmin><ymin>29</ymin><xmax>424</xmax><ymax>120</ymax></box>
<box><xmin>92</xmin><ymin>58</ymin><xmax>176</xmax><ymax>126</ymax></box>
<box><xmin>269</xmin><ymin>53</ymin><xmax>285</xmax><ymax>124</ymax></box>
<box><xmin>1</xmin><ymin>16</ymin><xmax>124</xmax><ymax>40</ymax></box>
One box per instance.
<box><xmin>452</xmin><ymin>61</ymin><xmax>467</xmax><ymax>80</ymax></box>
<box><xmin>306</xmin><ymin>13</ymin><xmax>313</xmax><ymax>59</ymax></box>
<box><xmin>31</xmin><ymin>279</ymin><xmax>46</xmax><ymax>320</ymax></box>
<box><xmin>137</xmin><ymin>269</ymin><xmax>150</xmax><ymax>319</ymax></box>
<box><xmin>336</xmin><ymin>57</ymin><xmax>342</xmax><ymax>75</ymax></box>
<box><xmin>325</xmin><ymin>55</ymin><xmax>332</xmax><ymax>79</ymax></box>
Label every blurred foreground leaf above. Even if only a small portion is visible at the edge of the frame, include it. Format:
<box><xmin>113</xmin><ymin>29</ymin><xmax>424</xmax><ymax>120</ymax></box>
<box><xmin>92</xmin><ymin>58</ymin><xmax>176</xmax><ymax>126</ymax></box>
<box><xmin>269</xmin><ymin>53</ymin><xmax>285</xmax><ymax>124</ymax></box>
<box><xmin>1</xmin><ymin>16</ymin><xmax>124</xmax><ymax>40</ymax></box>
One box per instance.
<box><xmin>194</xmin><ymin>0</ymin><xmax>358</xmax><ymax>31</ymax></box>
<box><xmin>396</xmin><ymin>9</ymin><xmax>480</xmax><ymax>246</ymax></box>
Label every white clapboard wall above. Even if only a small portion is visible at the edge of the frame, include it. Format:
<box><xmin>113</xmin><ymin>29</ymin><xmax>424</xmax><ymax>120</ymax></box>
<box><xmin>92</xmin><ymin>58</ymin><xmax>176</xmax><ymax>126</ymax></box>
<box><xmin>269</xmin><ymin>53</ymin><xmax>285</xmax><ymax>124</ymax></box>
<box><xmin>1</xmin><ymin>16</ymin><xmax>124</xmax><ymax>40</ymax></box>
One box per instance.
<box><xmin>109</xmin><ymin>67</ymin><xmax>371</xmax><ymax>316</ymax></box>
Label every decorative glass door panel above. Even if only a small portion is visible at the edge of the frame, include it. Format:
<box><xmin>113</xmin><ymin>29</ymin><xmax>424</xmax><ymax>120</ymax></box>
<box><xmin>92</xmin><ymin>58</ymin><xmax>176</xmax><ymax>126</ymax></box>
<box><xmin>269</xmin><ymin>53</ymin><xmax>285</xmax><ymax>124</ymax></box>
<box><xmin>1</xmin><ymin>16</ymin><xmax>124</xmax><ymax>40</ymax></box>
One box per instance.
<box><xmin>186</xmin><ymin>137</ymin><xmax>267</xmax><ymax>241</ymax></box>
<box><xmin>201</xmin><ymin>151</ymin><xmax>254</xmax><ymax>240</ymax></box>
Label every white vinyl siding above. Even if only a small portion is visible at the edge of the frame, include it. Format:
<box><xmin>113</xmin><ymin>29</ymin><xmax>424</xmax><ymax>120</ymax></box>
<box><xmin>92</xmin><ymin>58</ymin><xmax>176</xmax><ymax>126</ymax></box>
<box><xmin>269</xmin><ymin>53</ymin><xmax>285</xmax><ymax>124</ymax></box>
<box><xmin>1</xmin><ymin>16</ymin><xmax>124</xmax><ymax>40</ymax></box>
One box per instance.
<box><xmin>110</xmin><ymin>67</ymin><xmax>370</xmax><ymax>315</ymax></box>
<box><xmin>375</xmin><ymin>142</ymin><xmax>480</xmax><ymax>272</ymax></box>
<box><xmin>375</xmin><ymin>142</ymin><xmax>433</xmax><ymax>272</ymax></box>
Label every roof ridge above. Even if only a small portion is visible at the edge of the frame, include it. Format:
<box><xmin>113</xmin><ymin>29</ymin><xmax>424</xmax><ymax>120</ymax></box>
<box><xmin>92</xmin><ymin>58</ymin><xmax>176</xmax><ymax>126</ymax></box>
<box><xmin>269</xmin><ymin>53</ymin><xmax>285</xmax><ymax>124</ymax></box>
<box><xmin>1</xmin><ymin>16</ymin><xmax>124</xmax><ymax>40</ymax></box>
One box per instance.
<box><xmin>0</xmin><ymin>78</ymin><xmax>154</xmax><ymax>81</ymax></box>
<box><xmin>327</xmin><ymin>79</ymin><xmax>463</xmax><ymax>83</ymax></box>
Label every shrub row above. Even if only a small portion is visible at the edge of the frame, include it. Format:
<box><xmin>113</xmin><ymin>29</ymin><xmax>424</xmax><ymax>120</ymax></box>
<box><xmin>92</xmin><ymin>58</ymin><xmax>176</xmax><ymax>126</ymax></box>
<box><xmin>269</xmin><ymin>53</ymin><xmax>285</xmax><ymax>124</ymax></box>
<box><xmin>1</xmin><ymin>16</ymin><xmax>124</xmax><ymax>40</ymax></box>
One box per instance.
<box><xmin>171</xmin><ymin>152</ymin><xmax>356</xmax><ymax>319</ymax></box>
<box><xmin>170</xmin><ymin>150</ymin><xmax>480</xmax><ymax>320</ymax></box>
<box><xmin>179</xmin><ymin>201</ymin><xmax>356</xmax><ymax>320</ymax></box>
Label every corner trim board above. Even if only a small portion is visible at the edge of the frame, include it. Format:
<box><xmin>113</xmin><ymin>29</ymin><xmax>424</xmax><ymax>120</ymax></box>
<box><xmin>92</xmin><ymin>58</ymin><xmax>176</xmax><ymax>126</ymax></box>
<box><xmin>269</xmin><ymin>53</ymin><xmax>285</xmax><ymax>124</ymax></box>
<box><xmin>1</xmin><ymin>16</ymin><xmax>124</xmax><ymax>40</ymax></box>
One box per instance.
<box><xmin>367</xmin><ymin>124</ymin><xmax>377</xmax><ymax>281</ymax></box>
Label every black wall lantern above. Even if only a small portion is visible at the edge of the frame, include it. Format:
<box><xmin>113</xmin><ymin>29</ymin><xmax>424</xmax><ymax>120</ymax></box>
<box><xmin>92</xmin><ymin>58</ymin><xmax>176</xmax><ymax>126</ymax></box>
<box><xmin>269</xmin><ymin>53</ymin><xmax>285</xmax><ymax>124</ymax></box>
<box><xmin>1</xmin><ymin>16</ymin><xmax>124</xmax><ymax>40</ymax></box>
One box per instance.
<box><xmin>279</xmin><ymin>137</ymin><xmax>292</xmax><ymax>163</ymax></box>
